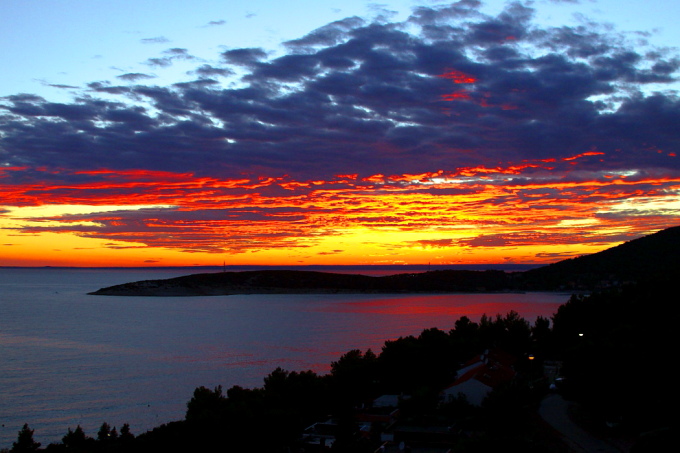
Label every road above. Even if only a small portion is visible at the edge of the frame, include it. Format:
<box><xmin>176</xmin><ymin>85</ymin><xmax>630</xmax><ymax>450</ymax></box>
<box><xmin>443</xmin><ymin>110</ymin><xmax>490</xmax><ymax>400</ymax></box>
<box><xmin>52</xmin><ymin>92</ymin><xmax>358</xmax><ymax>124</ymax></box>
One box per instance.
<box><xmin>539</xmin><ymin>393</ymin><xmax>631</xmax><ymax>453</ymax></box>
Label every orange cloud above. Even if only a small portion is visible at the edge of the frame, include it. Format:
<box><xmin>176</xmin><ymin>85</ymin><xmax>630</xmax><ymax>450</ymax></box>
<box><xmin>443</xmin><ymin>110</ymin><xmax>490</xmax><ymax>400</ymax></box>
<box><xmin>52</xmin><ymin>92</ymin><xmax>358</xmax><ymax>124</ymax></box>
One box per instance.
<box><xmin>2</xmin><ymin>154</ymin><xmax>679</xmax><ymax>266</ymax></box>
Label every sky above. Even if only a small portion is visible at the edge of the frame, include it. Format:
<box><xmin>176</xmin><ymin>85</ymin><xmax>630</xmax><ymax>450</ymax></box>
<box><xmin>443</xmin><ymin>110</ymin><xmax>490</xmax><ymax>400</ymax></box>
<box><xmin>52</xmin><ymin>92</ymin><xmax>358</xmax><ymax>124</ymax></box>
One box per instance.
<box><xmin>1</xmin><ymin>0</ymin><xmax>679</xmax><ymax>267</ymax></box>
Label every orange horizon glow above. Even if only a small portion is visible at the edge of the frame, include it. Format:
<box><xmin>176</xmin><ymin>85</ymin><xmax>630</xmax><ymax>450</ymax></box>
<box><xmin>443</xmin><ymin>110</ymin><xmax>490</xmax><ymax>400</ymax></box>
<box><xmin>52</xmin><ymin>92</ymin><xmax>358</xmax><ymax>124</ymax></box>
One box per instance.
<box><xmin>2</xmin><ymin>152</ymin><xmax>679</xmax><ymax>267</ymax></box>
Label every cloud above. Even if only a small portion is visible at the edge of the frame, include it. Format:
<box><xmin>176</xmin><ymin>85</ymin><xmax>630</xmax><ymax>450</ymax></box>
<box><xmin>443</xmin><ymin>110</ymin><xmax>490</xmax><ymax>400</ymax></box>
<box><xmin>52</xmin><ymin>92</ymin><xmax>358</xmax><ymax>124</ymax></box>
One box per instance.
<box><xmin>141</xmin><ymin>36</ymin><xmax>170</xmax><ymax>44</ymax></box>
<box><xmin>4</xmin><ymin>2</ymin><xmax>673</xmax><ymax>182</ymax></box>
<box><xmin>456</xmin><ymin>231</ymin><xmax>644</xmax><ymax>248</ymax></box>
<box><xmin>45</xmin><ymin>83</ymin><xmax>80</xmax><ymax>90</ymax></box>
<box><xmin>410</xmin><ymin>239</ymin><xmax>455</xmax><ymax>248</ymax></box>
<box><xmin>189</xmin><ymin>64</ymin><xmax>233</xmax><ymax>78</ymax></box>
<box><xmin>1</xmin><ymin>0</ymin><xmax>679</xmax><ymax>260</ymax></box>
<box><xmin>145</xmin><ymin>58</ymin><xmax>174</xmax><ymax>68</ymax></box>
<box><xmin>221</xmin><ymin>47</ymin><xmax>269</xmax><ymax>66</ymax></box>
<box><xmin>284</xmin><ymin>16</ymin><xmax>366</xmax><ymax>49</ymax></box>
<box><xmin>116</xmin><ymin>72</ymin><xmax>156</xmax><ymax>82</ymax></box>
<box><xmin>317</xmin><ymin>250</ymin><xmax>344</xmax><ymax>255</ymax></box>
<box><xmin>145</xmin><ymin>48</ymin><xmax>197</xmax><ymax>68</ymax></box>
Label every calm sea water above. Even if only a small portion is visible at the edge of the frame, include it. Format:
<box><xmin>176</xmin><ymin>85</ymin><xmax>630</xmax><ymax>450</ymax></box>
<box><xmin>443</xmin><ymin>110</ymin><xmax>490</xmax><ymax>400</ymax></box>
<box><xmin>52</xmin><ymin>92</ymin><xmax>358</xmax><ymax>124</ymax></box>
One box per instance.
<box><xmin>0</xmin><ymin>267</ymin><xmax>569</xmax><ymax>448</ymax></box>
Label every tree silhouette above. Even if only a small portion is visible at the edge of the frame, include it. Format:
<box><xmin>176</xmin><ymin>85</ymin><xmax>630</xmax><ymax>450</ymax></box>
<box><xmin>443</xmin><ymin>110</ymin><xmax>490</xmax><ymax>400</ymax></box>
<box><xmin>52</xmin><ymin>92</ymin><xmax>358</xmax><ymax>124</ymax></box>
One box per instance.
<box><xmin>61</xmin><ymin>425</ymin><xmax>92</xmax><ymax>452</ymax></box>
<box><xmin>119</xmin><ymin>423</ymin><xmax>134</xmax><ymax>441</ymax></box>
<box><xmin>11</xmin><ymin>424</ymin><xmax>40</xmax><ymax>453</ymax></box>
<box><xmin>185</xmin><ymin>385</ymin><xmax>226</xmax><ymax>423</ymax></box>
<box><xmin>97</xmin><ymin>422</ymin><xmax>111</xmax><ymax>442</ymax></box>
<box><xmin>330</xmin><ymin>349</ymin><xmax>378</xmax><ymax>404</ymax></box>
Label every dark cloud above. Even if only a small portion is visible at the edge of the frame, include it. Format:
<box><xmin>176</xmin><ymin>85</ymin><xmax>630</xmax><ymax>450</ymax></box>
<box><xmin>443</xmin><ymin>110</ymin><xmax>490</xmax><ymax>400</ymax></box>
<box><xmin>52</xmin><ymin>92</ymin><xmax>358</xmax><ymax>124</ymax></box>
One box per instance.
<box><xmin>141</xmin><ymin>36</ymin><xmax>170</xmax><ymax>44</ymax></box>
<box><xmin>46</xmin><ymin>83</ymin><xmax>80</xmax><ymax>90</ymax></box>
<box><xmin>145</xmin><ymin>48</ymin><xmax>196</xmax><ymax>68</ymax></box>
<box><xmin>2</xmin><ymin>93</ymin><xmax>45</xmax><ymax>103</ymax></box>
<box><xmin>189</xmin><ymin>64</ymin><xmax>233</xmax><ymax>78</ymax></box>
<box><xmin>146</xmin><ymin>57</ymin><xmax>173</xmax><ymax>68</ymax></box>
<box><xmin>116</xmin><ymin>73</ymin><xmax>156</xmax><ymax>82</ymax></box>
<box><xmin>221</xmin><ymin>48</ymin><xmax>269</xmax><ymax>66</ymax></box>
<box><xmin>284</xmin><ymin>16</ymin><xmax>365</xmax><ymax>49</ymax></box>
<box><xmin>466</xmin><ymin>1</ymin><xmax>533</xmax><ymax>44</ymax></box>
<box><xmin>164</xmin><ymin>48</ymin><xmax>194</xmax><ymax>58</ymax></box>
<box><xmin>1</xmin><ymin>0</ymin><xmax>679</xmax><ymax>258</ymax></box>
<box><xmin>86</xmin><ymin>82</ymin><xmax>132</xmax><ymax>95</ymax></box>
<box><xmin>3</xmin><ymin>1</ymin><xmax>672</xmax><ymax>183</ymax></box>
<box><xmin>408</xmin><ymin>0</ymin><xmax>483</xmax><ymax>25</ymax></box>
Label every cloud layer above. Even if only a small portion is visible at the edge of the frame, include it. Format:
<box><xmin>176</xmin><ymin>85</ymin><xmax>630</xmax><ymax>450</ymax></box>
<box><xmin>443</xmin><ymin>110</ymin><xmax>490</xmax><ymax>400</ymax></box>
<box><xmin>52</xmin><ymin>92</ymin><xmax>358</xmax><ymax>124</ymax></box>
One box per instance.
<box><xmin>1</xmin><ymin>1</ymin><xmax>679</xmax><ymax>264</ymax></box>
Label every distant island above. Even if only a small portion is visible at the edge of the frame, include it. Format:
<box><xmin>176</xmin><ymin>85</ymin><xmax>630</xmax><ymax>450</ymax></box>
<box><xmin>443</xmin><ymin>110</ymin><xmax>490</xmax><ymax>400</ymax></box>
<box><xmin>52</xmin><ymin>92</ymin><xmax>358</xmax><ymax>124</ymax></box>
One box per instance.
<box><xmin>90</xmin><ymin>225</ymin><xmax>680</xmax><ymax>296</ymax></box>
<box><xmin>88</xmin><ymin>268</ymin><xmax>515</xmax><ymax>296</ymax></box>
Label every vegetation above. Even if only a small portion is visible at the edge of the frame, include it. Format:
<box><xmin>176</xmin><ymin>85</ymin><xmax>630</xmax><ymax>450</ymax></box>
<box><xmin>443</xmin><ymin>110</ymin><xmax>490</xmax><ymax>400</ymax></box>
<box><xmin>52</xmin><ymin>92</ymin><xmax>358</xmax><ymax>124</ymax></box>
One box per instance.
<box><xmin>6</xmin><ymin>279</ymin><xmax>674</xmax><ymax>452</ymax></box>
<box><xmin>517</xmin><ymin>225</ymin><xmax>680</xmax><ymax>290</ymax></box>
<box><xmin>10</xmin><ymin>424</ymin><xmax>40</xmax><ymax>453</ymax></box>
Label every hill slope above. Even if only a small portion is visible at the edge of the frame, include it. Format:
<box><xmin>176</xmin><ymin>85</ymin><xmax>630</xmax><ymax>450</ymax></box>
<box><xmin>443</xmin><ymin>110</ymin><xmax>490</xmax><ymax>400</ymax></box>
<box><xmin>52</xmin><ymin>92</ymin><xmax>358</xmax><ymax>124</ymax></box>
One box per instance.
<box><xmin>518</xmin><ymin>225</ymin><xmax>680</xmax><ymax>289</ymax></box>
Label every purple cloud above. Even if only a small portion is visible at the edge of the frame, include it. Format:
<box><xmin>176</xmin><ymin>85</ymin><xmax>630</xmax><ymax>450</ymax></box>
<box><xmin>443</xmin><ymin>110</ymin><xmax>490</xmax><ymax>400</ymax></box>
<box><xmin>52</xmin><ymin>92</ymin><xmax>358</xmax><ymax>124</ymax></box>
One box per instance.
<box><xmin>0</xmin><ymin>1</ymin><xmax>677</xmax><ymax>188</ymax></box>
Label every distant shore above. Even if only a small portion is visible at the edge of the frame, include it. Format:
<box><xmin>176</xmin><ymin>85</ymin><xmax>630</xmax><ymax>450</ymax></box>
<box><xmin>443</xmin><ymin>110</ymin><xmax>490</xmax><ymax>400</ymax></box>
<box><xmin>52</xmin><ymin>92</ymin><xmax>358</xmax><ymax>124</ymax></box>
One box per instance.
<box><xmin>88</xmin><ymin>268</ymin><xmax>523</xmax><ymax>297</ymax></box>
<box><xmin>3</xmin><ymin>263</ymin><xmax>541</xmax><ymax>272</ymax></box>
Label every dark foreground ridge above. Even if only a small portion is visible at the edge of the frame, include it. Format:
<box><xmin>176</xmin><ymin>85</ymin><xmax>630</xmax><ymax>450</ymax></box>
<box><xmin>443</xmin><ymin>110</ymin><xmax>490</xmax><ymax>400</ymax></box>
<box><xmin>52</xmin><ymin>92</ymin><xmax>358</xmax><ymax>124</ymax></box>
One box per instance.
<box><xmin>89</xmin><ymin>225</ymin><xmax>680</xmax><ymax>296</ymax></box>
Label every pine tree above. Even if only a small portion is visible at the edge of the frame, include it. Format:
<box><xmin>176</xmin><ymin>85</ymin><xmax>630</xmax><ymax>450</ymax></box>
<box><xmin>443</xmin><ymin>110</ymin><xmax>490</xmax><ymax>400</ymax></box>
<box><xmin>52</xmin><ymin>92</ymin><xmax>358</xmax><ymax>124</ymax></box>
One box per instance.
<box><xmin>11</xmin><ymin>424</ymin><xmax>41</xmax><ymax>453</ymax></box>
<box><xmin>97</xmin><ymin>422</ymin><xmax>111</xmax><ymax>442</ymax></box>
<box><xmin>62</xmin><ymin>425</ymin><xmax>87</xmax><ymax>450</ymax></box>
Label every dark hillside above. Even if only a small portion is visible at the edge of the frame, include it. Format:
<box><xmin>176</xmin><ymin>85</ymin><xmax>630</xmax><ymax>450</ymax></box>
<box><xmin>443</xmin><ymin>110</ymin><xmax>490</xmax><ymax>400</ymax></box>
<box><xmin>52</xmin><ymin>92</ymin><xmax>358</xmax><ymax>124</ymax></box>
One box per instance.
<box><xmin>518</xmin><ymin>225</ymin><xmax>680</xmax><ymax>290</ymax></box>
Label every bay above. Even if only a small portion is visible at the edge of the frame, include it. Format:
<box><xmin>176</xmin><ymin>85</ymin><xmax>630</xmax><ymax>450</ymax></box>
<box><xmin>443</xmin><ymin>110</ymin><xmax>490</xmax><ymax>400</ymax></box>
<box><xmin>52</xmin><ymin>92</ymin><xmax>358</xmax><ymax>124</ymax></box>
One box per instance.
<box><xmin>0</xmin><ymin>267</ymin><xmax>569</xmax><ymax>448</ymax></box>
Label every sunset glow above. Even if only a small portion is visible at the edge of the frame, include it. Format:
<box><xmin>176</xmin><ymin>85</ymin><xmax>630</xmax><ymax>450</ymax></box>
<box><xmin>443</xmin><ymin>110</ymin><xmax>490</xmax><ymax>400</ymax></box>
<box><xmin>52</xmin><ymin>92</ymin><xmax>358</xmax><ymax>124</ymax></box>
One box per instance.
<box><xmin>2</xmin><ymin>0</ymin><xmax>679</xmax><ymax>267</ymax></box>
<box><xmin>2</xmin><ymin>155</ymin><xmax>678</xmax><ymax>266</ymax></box>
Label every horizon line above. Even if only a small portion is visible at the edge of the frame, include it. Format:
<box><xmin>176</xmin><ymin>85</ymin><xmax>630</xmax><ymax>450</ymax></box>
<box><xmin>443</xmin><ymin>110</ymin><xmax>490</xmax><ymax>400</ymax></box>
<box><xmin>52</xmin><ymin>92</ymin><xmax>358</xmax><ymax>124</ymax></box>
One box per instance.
<box><xmin>0</xmin><ymin>263</ymin><xmax>544</xmax><ymax>270</ymax></box>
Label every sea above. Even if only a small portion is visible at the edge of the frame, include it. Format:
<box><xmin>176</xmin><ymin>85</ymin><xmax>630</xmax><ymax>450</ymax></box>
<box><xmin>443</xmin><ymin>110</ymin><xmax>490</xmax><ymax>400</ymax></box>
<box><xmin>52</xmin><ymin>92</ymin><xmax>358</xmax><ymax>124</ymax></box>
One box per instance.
<box><xmin>0</xmin><ymin>266</ymin><xmax>570</xmax><ymax>448</ymax></box>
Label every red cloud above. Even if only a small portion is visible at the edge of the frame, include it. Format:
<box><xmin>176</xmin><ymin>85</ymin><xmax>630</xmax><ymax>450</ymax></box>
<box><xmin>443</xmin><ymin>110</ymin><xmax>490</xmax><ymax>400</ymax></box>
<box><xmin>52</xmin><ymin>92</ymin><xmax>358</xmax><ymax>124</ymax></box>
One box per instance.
<box><xmin>3</xmin><ymin>156</ymin><xmax>680</xmax><ymax>257</ymax></box>
<box><xmin>438</xmin><ymin>70</ymin><xmax>477</xmax><ymax>84</ymax></box>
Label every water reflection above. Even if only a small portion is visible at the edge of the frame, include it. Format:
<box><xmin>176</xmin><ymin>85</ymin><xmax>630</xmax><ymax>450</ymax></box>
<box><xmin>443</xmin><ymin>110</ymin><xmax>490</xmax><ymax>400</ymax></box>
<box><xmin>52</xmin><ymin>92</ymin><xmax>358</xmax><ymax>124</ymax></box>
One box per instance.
<box><xmin>0</xmin><ymin>268</ymin><xmax>570</xmax><ymax>448</ymax></box>
<box><xmin>315</xmin><ymin>293</ymin><xmax>565</xmax><ymax>319</ymax></box>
